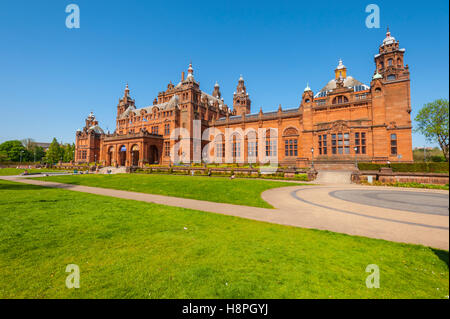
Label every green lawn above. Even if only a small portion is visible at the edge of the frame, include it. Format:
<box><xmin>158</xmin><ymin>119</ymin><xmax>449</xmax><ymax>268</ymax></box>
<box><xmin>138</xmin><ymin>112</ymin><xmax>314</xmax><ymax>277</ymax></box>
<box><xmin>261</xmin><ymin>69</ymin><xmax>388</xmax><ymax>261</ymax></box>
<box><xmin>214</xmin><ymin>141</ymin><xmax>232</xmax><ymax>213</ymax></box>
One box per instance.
<box><xmin>0</xmin><ymin>168</ymin><xmax>66</xmax><ymax>176</ymax></box>
<box><xmin>0</xmin><ymin>179</ymin><xmax>448</xmax><ymax>298</ymax></box>
<box><xmin>34</xmin><ymin>174</ymin><xmax>303</xmax><ymax>208</ymax></box>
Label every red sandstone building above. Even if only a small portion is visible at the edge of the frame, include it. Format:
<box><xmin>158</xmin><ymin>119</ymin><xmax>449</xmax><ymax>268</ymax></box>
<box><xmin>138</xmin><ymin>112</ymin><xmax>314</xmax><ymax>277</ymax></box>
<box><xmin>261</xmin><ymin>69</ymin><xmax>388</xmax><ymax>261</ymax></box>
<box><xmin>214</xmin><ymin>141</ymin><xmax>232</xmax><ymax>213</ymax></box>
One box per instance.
<box><xmin>75</xmin><ymin>29</ymin><xmax>413</xmax><ymax>167</ymax></box>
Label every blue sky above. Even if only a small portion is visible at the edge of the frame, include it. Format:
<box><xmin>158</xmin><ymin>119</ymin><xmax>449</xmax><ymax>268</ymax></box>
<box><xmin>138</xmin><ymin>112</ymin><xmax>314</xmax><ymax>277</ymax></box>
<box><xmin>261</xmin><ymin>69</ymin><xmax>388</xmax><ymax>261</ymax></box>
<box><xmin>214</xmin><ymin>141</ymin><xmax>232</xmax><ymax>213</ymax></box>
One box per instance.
<box><xmin>0</xmin><ymin>0</ymin><xmax>448</xmax><ymax>147</ymax></box>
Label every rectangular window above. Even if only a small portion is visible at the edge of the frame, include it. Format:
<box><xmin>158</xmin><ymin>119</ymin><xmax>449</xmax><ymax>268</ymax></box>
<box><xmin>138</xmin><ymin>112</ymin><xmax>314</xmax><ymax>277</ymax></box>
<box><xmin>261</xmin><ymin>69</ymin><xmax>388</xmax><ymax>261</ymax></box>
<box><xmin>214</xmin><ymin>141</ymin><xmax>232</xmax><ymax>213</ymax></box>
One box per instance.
<box><xmin>216</xmin><ymin>142</ymin><xmax>224</xmax><ymax>158</ymax></box>
<box><xmin>332</xmin><ymin>134</ymin><xmax>337</xmax><ymax>154</ymax></box>
<box><xmin>391</xmin><ymin>133</ymin><xmax>397</xmax><ymax>155</ymax></box>
<box><xmin>354</xmin><ymin>132</ymin><xmax>367</xmax><ymax>154</ymax></box>
<box><xmin>151</xmin><ymin>126</ymin><xmax>159</xmax><ymax>135</ymax></box>
<box><xmin>318</xmin><ymin>135</ymin><xmax>327</xmax><ymax>155</ymax></box>
<box><xmin>248</xmin><ymin>141</ymin><xmax>258</xmax><ymax>158</ymax></box>
<box><xmin>232</xmin><ymin>142</ymin><xmax>241</xmax><ymax>158</ymax></box>
<box><xmin>164</xmin><ymin>124</ymin><xmax>170</xmax><ymax>135</ymax></box>
<box><xmin>266</xmin><ymin>139</ymin><xmax>277</xmax><ymax>157</ymax></box>
<box><xmin>164</xmin><ymin>141</ymin><xmax>170</xmax><ymax>156</ymax></box>
<box><xmin>285</xmin><ymin>139</ymin><xmax>298</xmax><ymax>157</ymax></box>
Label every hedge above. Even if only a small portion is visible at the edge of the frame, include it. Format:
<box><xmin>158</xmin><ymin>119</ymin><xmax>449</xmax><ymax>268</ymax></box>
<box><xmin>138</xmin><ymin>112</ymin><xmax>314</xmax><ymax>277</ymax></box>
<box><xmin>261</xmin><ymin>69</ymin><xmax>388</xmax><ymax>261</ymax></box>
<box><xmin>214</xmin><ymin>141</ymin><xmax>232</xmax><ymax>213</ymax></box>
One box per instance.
<box><xmin>358</xmin><ymin>162</ymin><xmax>449</xmax><ymax>173</ymax></box>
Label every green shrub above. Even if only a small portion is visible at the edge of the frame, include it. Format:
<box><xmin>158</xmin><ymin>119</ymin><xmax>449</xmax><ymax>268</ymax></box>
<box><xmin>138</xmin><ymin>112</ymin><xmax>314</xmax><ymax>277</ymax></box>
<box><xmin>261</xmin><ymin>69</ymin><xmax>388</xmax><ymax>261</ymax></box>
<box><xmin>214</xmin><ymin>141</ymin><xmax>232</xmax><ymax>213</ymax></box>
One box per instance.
<box><xmin>358</xmin><ymin>162</ymin><xmax>449</xmax><ymax>173</ymax></box>
<box><xmin>363</xmin><ymin>180</ymin><xmax>449</xmax><ymax>190</ymax></box>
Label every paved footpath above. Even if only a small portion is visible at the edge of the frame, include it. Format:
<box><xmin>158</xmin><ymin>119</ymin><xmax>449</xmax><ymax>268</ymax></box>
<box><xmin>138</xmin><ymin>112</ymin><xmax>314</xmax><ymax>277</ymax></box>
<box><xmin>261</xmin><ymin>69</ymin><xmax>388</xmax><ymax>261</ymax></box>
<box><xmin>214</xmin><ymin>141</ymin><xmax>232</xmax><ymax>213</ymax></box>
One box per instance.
<box><xmin>1</xmin><ymin>175</ymin><xmax>448</xmax><ymax>250</ymax></box>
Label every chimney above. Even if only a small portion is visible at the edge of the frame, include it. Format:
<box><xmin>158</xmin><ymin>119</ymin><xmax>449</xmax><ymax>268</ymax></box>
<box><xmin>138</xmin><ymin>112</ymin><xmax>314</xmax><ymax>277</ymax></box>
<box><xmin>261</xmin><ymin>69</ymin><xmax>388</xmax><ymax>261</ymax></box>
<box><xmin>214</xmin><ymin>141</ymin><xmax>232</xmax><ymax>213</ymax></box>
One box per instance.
<box><xmin>181</xmin><ymin>71</ymin><xmax>185</xmax><ymax>82</ymax></box>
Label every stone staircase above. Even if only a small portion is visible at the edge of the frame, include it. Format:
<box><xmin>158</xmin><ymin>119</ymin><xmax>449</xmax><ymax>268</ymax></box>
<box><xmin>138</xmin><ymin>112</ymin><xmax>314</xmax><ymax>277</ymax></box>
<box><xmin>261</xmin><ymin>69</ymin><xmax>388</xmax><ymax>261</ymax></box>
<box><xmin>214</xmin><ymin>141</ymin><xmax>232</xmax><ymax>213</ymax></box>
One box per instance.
<box><xmin>98</xmin><ymin>166</ymin><xmax>127</xmax><ymax>174</ymax></box>
<box><xmin>312</xmin><ymin>160</ymin><xmax>358</xmax><ymax>184</ymax></box>
<box><xmin>314</xmin><ymin>162</ymin><xmax>357</xmax><ymax>171</ymax></box>
<box><xmin>314</xmin><ymin>170</ymin><xmax>354</xmax><ymax>184</ymax></box>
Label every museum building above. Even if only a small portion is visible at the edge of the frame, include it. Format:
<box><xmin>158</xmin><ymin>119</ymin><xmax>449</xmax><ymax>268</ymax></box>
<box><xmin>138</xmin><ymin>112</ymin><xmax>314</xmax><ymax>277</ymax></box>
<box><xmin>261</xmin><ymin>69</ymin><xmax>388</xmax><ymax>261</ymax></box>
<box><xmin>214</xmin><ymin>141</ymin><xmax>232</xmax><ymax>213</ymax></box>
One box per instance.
<box><xmin>75</xmin><ymin>29</ymin><xmax>413</xmax><ymax>167</ymax></box>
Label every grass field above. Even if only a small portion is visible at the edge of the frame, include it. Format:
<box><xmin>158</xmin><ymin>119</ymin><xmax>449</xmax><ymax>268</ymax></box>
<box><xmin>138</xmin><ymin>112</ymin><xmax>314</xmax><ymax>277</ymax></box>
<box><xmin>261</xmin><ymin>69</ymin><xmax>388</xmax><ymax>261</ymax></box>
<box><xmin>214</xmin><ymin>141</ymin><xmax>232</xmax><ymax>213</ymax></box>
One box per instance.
<box><xmin>0</xmin><ymin>168</ymin><xmax>66</xmax><ymax>176</ymax></box>
<box><xmin>34</xmin><ymin>174</ymin><xmax>303</xmax><ymax>208</ymax></box>
<box><xmin>0</xmin><ymin>179</ymin><xmax>448</xmax><ymax>298</ymax></box>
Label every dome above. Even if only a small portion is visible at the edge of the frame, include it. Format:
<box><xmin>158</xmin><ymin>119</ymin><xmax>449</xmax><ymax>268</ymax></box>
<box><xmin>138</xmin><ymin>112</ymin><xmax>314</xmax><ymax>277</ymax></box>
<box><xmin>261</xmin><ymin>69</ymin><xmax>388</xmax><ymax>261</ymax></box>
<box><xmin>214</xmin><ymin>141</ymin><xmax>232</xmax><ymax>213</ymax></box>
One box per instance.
<box><xmin>372</xmin><ymin>72</ymin><xmax>383</xmax><ymax>80</ymax></box>
<box><xmin>336</xmin><ymin>59</ymin><xmax>345</xmax><ymax>70</ymax></box>
<box><xmin>383</xmin><ymin>29</ymin><xmax>396</xmax><ymax>45</ymax></box>
<box><xmin>304</xmin><ymin>83</ymin><xmax>312</xmax><ymax>92</ymax></box>
<box><xmin>314</xmin><ymin>76</ymin><xmax>370</xmax><ymax>98</ymax></box>
<box><xmin>88</xmin><ymin>125</ymin><xmax>104</xmax><ymax>134</ymax></box>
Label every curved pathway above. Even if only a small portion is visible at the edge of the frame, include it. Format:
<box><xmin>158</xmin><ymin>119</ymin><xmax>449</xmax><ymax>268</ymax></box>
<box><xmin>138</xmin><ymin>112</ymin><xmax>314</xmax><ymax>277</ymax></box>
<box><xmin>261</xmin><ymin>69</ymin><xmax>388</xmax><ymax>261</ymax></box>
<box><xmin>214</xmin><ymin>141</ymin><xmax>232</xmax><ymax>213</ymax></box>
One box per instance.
<box><xmin>262</xmin><ymin>185</ymin><xmax>448</xmax><ymax>249</ymax></box>
<box><xmin>1</xmin><ymin>175</ymin><xmax>448</xmax><ymax>249</ymax></box>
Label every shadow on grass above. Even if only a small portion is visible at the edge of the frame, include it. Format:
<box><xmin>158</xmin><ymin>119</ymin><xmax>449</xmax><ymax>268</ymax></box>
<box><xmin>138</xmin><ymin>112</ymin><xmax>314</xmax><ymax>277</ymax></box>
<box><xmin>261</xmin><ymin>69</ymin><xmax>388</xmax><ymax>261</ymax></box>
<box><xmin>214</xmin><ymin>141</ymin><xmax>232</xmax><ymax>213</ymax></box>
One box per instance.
<box><xmin>0</xmin><ymin>183</ymin><xmax>46</xmax><ymax>191</ymax></box>
<box><xmin>432</xmin><ymin>248</ymin><xmax>449</xmax><ymax>268</ymax></box>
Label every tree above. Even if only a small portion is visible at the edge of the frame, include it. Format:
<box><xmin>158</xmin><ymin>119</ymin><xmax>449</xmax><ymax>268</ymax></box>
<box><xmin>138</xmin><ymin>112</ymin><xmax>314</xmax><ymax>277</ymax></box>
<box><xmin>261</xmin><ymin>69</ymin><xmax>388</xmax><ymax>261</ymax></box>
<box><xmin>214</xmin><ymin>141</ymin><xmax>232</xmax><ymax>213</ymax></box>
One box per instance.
<box><xmin>0</xmin><ymin>150</ymin><xmax>8</xmax><ymax>163</ymax></box>
<box><xmin>21</xmin><ymin>138</ymin><xmax>46</xmax><ymax>162</ymax></box>
<box><xmin>62</xmin><ymin>143</ymin><xmax>75</xmax><ymax>162</ymax></box>
<box><xmin>44</xmin><ymin>138</ymin><xmax>63</xmax><ymax>164</ymax></box>
<box><xmin>0</xmin><ymin>140</ymin><xmax>30</xmax><ymax>162</ymax></box>
<box><xmin>32</xmin><ymin>146</ymin><xmax>46</xmax><ymax>162</ymax></box>
<box><xmin>414</xmin><ymin>99</ymin><xmax>449</xmax><ymax>162</ymax></box>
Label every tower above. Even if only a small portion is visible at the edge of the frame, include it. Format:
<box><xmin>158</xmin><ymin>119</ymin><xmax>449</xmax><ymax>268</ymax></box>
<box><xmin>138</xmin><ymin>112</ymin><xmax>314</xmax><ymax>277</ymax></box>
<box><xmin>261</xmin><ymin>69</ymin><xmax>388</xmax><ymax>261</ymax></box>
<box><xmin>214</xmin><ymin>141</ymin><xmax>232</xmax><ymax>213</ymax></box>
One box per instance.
<box><xmin>334</xmin><ymin>59</ymin><xmax>347</xmax><ymax>80</ymax></box>
<box><xmin>212</xmin><ymin>81</ymin><xmax>221</xmax><ymax>99</ymax></box>
<box><xmin>373</xmin><ymin>27</ymin><xmax>409</xmax><ymax>81</ymax></box>
<box><xmin>370</xmin><ymin>28</ymin><xmax>412</xmax><ymax>162</ymax></box>
<box><xmin>232</xmin><ymin>75</ymin><xmax>251</xmax><ymax>116</ymax></box>
<box><xmin>117</xmin><ymin>83</ymin><xmax>135</xmax><ymax>117</ymax></box>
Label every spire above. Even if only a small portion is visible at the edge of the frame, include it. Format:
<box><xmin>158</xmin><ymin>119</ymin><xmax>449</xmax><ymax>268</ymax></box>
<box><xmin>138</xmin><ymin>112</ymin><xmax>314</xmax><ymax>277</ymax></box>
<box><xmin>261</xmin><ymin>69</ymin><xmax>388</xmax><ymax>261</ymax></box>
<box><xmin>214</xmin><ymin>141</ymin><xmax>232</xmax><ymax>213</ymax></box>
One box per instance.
<box><xmin>187</xmin><ymin>62</ymin><xmax>194</xmax><ymax>78</ymax></box>
<box><xmin>214</xmin><ymin>81</ymin><xmax>219</xmax><ymax>88</ymax></box>
<box><xmin>124</xmin><ymin>83</ymin><xmax>130</xmax><ymax>97</ymax></box>
<box><xmin>239</xmin><ymin>74</ymin><xmax>244</xmax><ymax>82</ymax></box>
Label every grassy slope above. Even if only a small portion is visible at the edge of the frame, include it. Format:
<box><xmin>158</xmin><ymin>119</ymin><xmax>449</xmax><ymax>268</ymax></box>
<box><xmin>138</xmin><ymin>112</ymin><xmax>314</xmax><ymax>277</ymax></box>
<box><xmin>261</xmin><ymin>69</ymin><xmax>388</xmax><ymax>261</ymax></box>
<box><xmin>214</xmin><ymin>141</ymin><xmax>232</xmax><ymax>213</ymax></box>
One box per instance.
<box><xmin>0</xmin><ymin>180</ymin><xmax>448</xmax><ymax>299</ymax></box>
<box><xmin>0</xmin><ymin>168</ymin><xmax>66</xmax><ymax>176</ymax></box>
<box><xmin>35</xmin><ymin>174</ymin><xmax>303</xmax><ymax>208</ymax></box>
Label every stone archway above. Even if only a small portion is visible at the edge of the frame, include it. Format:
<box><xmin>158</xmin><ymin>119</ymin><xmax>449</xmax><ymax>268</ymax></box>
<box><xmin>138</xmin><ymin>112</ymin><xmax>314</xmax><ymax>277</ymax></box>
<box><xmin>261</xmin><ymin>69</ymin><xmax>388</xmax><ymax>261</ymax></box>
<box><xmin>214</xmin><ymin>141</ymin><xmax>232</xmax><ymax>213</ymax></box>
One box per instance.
<box><xmin>119</xmin><ymin>145</ymin><xmax>127</xmax><ymax>166</ymax></box>
<box><xmin>107</xmin><ymin>146</ymin><xmax>115</xmax><ymax>166</ymax></box>
<box><xmin>131</xmin><ymin>144</ymin><xmax>140</xmax><ymax>167</ymax></box>
<box><xmin>148</xmin><ymin>145</ymin><xmax>159</xmax><ymax>164</ymax></box>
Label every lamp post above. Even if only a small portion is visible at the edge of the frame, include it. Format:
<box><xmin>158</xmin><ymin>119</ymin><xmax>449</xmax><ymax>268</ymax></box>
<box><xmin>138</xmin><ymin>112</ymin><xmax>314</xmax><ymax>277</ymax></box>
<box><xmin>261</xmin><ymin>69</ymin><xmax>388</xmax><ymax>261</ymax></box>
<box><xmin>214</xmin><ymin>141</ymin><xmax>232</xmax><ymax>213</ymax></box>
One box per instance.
<box><xmin>354</xmin><ymin>146</ymin><xmax>358</xmax><ymax>169</ymax></box>
<box><xmin>94</xmin><ymin>154</ymin><xmax>97</xmax><ymax>165</ymax></box>
<box><xmin>311</xmin><ymin>147</ymin><xmax>314</xmax><ymax>170</ymax></box>
<box><xmin>20</xmin><ymin>150</ymin><xmax>24</xmax><ymax>164</ymax></box>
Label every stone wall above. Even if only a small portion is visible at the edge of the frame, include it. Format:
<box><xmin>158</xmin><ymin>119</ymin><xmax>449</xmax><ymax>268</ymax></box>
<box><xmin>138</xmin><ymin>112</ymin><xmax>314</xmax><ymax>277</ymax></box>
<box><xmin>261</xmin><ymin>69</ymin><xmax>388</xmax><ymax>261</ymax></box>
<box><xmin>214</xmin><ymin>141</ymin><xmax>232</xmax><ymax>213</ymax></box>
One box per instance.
<box><xmin>353</xmin><ymin>169</ymin><xmax>449</xmax><ymax>185</ymax></box>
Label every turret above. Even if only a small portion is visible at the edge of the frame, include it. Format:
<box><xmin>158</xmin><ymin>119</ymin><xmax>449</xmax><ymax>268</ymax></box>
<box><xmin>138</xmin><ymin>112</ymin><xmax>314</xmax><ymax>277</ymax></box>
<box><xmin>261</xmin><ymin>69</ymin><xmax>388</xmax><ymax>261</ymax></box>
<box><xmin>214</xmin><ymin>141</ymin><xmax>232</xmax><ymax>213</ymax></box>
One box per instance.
<box><xmin>232</xmin><ymin>75</ymin><xmax>251</xmax><ymax>116</ymax></box>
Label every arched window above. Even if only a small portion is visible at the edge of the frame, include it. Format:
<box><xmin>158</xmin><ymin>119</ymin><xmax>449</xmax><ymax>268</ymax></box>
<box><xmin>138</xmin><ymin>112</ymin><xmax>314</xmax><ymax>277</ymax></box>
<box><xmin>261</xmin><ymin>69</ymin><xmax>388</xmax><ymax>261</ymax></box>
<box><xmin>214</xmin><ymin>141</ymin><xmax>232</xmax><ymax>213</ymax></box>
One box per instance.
<box><xmin>388</xmin><ymin>58</ymin><xmax>393</xmax><ymax>66</ymax></box>
<box><xmin>246</xmin><ymin>130</ymin><xmax>258</xmax><ymax>161</ymax></box>
<box><xmin>265</xmin><ymin>129</ymin><xmax>277</xmax><ymax>157</ymax></box>
<box><xmin>215</xmin><ymin>134</ymin><xmax>225</xmax><ymax>160</ymax></box>
<box><xmin>283</xmin><ymin>127</ymin><xmax>299</xmax><ymax>157</ymax></box>
<box><xmin>332</xmin><ymin>95</ymin><xmax>349</xmax><ymax>104</ymax></box>
<box><xmin>232</xmin><ymin>134</ymin><xmax>242</xmax><ymax>161</ymax></box>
